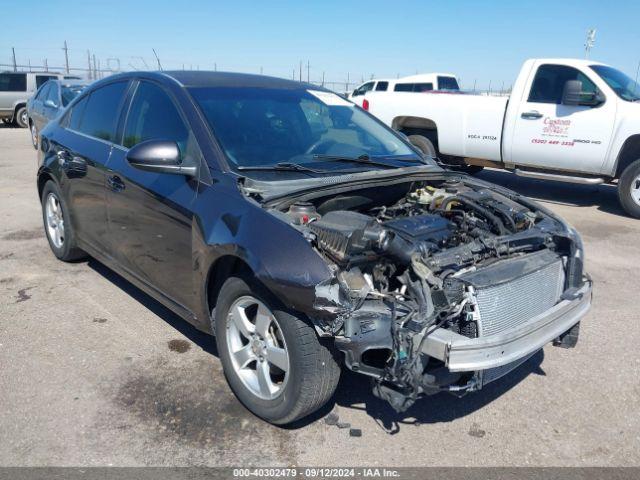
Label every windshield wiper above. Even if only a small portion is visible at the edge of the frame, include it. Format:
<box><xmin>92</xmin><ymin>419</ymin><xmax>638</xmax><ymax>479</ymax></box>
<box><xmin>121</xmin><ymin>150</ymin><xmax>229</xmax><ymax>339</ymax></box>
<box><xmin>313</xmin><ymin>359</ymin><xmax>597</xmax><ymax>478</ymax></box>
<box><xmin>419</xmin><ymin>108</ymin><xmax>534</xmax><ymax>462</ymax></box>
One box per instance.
<box><xmin>236</xmin><ymin>162</ymin><xmax>330</xmax><ymax>174</ymax></box>
<box><xmin>313</xmin><ymin>153</ymin><xmax>429</xmax><ymax>167</ymax></box>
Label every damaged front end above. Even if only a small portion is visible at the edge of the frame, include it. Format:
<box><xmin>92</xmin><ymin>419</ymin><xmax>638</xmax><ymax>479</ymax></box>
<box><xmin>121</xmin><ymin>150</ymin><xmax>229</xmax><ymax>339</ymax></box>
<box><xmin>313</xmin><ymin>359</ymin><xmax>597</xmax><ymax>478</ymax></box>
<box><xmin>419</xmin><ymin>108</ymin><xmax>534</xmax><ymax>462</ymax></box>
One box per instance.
<box><xmin>278</xmin><ymin>177</ymin><xmax>592</xmax><ymax>412</ymax></box>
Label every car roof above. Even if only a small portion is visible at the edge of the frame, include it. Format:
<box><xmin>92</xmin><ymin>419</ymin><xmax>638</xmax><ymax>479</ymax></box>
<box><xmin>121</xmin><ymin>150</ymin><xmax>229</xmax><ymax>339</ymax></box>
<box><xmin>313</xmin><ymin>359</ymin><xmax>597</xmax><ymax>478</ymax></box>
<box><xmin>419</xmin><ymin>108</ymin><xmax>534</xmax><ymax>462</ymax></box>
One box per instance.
<box><xmin>160</xmin><ymin>70</ymin><xmax>326</xmax><ymax>90</ymax></box>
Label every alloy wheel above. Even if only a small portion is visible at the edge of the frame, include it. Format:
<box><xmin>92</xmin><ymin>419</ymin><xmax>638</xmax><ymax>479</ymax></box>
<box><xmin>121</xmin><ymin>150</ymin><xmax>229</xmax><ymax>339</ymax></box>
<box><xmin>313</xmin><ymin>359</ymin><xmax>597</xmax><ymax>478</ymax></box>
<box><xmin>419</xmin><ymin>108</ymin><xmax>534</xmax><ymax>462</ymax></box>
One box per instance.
<box><xmin>226</xmin><ymin>296</ymin><xmax>290</xmax><ymax>400</ymax></box>
<box><xmin>45</xmin><ymin>193</ymin><xmax>65</xmax><ymax>248</ymax></box>
<box><xmin>631</xmin><ymin>174</ymin><xmax>640</xmax><ymax>207</ymax></box>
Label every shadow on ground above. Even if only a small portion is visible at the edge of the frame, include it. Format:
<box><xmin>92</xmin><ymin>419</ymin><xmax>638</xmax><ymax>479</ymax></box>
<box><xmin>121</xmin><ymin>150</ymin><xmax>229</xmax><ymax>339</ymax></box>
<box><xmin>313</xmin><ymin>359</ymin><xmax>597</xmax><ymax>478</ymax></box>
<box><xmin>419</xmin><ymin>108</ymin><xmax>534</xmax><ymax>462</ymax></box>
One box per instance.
<box><xmin>476</xmin><ymin>169</ymin><xmax>626</xmax><ymax>217</ymax></box>
<box><xmin>88</xmin><ymin>257</ymin><xmax>547</xmax><ymax>433</ymax></box>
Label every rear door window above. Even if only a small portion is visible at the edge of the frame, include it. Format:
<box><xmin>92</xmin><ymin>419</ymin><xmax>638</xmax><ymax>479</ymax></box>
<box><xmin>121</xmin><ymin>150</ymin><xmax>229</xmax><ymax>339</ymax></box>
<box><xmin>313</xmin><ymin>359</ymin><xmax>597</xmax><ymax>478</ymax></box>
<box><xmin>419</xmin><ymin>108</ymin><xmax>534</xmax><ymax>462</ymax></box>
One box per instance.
<box><xmin>45</xmin><ymin>83</ymin><xmax>60</xmax><ymax>106</ymax></box>
<box><xmin>0</xmin><ymin>73</ymin><xmax>27</xmax><ymax>92</ymax></box>
<box><xmin>36</xmin><ymin>83</ymin><xmax>52</xmax><ymax>101</ymax></box>
<box><xmin>76</xmin><ymin>82</ymin><xmax>129</xmax><ymax>141</ymax></box>
<box><xmin>67</xmin><ymin>95</ymin><xmax>89</xmax><ymax>130</ymax></box>
<box><xmin>36</xmin><ymin>75</ymin><xmax>57</xmax><ymax>88</ymax></box>
<box><xmin>375</xmin><ymin>81</ymin><xmax>389</xmax><ymax>91</ymax></box>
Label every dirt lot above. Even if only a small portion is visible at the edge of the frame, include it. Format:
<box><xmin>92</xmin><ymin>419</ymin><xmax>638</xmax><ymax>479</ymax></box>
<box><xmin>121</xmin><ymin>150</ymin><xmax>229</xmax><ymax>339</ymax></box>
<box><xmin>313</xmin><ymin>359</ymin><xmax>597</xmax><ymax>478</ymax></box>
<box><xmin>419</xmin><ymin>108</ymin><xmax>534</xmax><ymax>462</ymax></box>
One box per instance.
<box><xmin>0</xmin><ymin>125</ymin><xmax>638</xmax><ymax>467</ymax></box>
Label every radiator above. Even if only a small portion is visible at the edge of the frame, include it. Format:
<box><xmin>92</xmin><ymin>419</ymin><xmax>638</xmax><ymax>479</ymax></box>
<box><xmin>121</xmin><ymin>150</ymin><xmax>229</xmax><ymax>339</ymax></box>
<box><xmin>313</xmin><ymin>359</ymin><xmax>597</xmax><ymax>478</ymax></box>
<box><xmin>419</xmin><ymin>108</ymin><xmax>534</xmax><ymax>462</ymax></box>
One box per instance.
<box><xmin>474</xmin><ymin>257</ymin><xmax>565</xmax><ymax>337</ymax></box>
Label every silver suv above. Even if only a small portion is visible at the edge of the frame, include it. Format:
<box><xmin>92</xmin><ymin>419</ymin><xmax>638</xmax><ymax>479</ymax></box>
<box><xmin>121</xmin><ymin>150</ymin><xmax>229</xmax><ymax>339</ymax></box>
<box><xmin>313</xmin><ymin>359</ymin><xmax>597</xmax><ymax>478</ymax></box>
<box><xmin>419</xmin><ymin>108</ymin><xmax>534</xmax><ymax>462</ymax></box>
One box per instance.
<box><xmin>0</xmin><ymin>72</ymin><xmax>79</xmax><ymax>127</ymax></box>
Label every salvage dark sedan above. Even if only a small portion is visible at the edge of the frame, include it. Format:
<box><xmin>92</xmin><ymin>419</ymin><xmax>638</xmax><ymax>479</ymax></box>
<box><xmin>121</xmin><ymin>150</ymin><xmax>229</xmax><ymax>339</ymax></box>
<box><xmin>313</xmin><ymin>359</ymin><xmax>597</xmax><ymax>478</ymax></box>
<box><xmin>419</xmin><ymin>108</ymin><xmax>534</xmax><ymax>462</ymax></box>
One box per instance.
<box><xmin>36</xmin><ymin>71</ymin><xmax>591</xmax><ymax>424</ymax></box>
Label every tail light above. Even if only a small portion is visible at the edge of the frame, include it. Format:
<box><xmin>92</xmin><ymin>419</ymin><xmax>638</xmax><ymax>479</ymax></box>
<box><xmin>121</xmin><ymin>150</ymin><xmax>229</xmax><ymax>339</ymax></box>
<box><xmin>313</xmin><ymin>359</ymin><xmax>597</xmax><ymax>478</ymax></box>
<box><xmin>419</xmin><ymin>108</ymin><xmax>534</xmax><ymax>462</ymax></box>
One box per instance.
<box><xmin>362</xmin><ymin>99</ymin><xmax>369</xmax><ymax>111</ymax></box>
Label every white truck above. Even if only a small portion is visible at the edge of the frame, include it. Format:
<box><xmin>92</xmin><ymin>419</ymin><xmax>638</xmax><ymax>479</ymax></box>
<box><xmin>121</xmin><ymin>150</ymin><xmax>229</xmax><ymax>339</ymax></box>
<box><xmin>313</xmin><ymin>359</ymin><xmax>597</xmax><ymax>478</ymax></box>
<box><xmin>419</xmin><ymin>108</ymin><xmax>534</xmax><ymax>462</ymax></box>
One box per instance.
<box><xmin>363</xmin><ymin>58</ymin><xmax>640</xmax><ymax>218</ymax></box>
<box><xmin>349</xmin><ymin>73</ymin><xmax>459</xmax><ymax>108</ymax></box>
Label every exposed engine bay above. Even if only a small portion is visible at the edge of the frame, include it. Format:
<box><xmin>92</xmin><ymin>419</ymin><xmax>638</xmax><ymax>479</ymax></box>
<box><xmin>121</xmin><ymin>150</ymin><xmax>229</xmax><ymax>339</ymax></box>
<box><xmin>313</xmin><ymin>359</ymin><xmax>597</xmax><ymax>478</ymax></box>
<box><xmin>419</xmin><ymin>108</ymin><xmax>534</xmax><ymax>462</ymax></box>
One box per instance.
<box><xmin>272</xmin><ymin>177</ymin><xmax>585</xmax><ymax>412</ymax></box>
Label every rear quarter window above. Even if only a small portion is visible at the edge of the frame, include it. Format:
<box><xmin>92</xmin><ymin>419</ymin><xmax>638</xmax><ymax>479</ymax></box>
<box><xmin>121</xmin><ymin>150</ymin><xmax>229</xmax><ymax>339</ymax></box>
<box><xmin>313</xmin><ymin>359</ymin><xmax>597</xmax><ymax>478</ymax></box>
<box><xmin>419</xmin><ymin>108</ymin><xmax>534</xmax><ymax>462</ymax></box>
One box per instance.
<box><xmin>0</xmin><ymin>73</ymin><xmax>27</xmax><ymax>92</ymax></box>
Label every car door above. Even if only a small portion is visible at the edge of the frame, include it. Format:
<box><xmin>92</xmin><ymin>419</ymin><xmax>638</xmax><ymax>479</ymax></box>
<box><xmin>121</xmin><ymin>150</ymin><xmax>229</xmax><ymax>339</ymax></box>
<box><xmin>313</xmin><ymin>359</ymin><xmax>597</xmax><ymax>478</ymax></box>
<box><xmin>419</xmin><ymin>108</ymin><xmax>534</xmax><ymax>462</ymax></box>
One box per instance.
<box><xmin>30</xmin><ymin>83</ymin><xmax>50</xmax><ymax>129</ymax></box>
<box><xmin>105</xmin><ymin>80</ymin><xmax>198</xmax><ymax>311</ymax></box>
<box><xmin>55</xmin><ymin>81</ymin><xmax>130</xmax><ymax>254</ymax></box>
<box><xmin>507</xmin><ymin>63</ymin><xmax>616</xmax><ymax>174</ymax></box>
<box><xmin>41</xmin><ymin>82</ymin><xmax>61</xmax><ymax>128</ymax></box>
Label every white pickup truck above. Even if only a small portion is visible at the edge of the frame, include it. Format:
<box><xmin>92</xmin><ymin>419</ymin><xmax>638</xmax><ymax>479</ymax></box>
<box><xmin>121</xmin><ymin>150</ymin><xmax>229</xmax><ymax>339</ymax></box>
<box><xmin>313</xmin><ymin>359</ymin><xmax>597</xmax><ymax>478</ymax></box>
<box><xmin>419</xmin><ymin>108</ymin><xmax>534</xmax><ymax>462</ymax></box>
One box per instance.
<box><xmin>363</xmin><ymin>58</ymin><xmax>640</xmax><ymax>218</ymax></box>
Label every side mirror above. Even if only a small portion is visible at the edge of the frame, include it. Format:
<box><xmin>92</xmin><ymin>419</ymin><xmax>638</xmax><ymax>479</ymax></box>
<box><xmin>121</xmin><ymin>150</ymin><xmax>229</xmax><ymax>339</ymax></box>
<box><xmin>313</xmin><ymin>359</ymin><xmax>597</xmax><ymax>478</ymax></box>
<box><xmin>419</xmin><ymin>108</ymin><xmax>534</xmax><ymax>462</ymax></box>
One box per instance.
<box><xmin>562</xmin><ymin>80</ymin><xmax>604</xmax><ymax>107</ymax></box>
<box><xmin>44</xmin><ymin>99</ymin><xmax>58</xmax><ymax>108</ymax></box>
<box><xmin>561</xmin><ymin>80</ymin><xmax>582</xmax><ymax>106</ymax></box>
<box><xmin>126</xmin><ymin>140</ymin><xmax>197</xmax><ymax>177</ymax></box>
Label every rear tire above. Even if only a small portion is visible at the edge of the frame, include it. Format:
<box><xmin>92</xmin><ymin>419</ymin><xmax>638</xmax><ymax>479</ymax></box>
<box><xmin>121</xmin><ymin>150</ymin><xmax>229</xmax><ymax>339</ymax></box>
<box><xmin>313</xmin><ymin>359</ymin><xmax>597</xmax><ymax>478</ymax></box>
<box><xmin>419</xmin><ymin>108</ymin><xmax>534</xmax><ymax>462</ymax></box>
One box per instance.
<box><xmin>408</xmin><ymin>134</ymin><xmax>484</xmax><ymax>174</ymax></box>
<box><xmin>15</xmin><ymin>106</ymin><xmax>28</xmax><ymax>128</ymax></box>
<box><xmin>41</xmin><ymin>181</ymin><xmax>86</xmax><ymax>261</ymax></box>
<box><xmin>30</xmin><ymin>122</ymin><xmax>38</xmax><ymax>149</ymax></box>
<box><xmin>215</xmin><ymin>276</ymin><xmax>340</xmax><ymax>425</ymax></box>
<box><xmin>618</xmin><ymin>159</ymin><xmax>640</xmax><ymax>218</ymax></box>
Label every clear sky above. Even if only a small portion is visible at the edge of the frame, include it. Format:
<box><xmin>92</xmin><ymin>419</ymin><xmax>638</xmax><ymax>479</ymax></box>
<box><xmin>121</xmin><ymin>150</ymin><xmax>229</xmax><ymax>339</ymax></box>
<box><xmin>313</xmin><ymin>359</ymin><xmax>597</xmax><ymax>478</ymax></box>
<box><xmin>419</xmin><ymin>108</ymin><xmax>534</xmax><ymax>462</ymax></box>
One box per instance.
<box><xmin>2</xmin><ymin>0</ymin><xmax>639</xmax><ymax>90</ymax></box>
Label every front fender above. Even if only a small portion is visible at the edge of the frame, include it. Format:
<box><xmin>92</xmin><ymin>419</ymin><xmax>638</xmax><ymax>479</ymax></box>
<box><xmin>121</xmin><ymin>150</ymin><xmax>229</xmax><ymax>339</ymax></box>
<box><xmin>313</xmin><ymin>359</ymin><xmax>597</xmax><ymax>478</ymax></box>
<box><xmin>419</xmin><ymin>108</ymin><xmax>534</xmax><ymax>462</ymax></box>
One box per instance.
<box><xmin>192</xmin><ymin>180</ymin><xmax>334</xmax><ymax>327</ymax></box>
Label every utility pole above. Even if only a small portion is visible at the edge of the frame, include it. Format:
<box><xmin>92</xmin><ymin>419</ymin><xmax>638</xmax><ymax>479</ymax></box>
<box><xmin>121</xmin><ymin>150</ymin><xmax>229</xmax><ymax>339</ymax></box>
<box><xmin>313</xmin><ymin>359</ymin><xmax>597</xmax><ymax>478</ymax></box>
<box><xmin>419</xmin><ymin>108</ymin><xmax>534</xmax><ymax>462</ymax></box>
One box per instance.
<box><xmin>152</xmin><ymin>48</ymin><xmax>162</xmax><ymax>70</ymax></box>
<box><xmin>97</xmin><ymin>59</ymin><xmax>101</xmax><ymax>79</ymax></box>
<box><xmin>346</xmin><ymin>72</ymin><xmax>350</xmax><ymax>92</ymax></box>
<box><xmin>585</xmin><ymin>28</ymin><xmax>596</xmax><ymax>59</ymax></box>
<box><xmin>28</xmin><ymin>59</ymin><xmax>31</xmax><ymax>72</ymax></box>
<box><xmin>299</xmin><ymin>61</ymin><xmax>302</xmax><ymax>82</ymax></box>
<box><xmin>92</xmin><ymin>54</ymin><xmax>97</xmax><ymax>79</ymax></box>
<box><xmin>214</xmin><ymin>62</ymin><xmax>217</xmax><ymax>71</ymax></box>
<box><xmin>488</xmin><ymin>80</ymin><xmax>492</xmax><ymax>95</ymax></box>
<box><xmin>44</xmin><ymin>59</ymin><xmax>48</xmax><ymax>72</ymax></box>
<box><xmin>306</xmin><ymin>60</ymin><xmax>310</xmax><ymax>83</ymax></box>
<box><xmin>11</xmin><ymin>47</ymin><xmax>17</xmax><ymax>72</ymax></box>
<box><xmin>321</xmin><ymin>71</ymin><xmax>325</xmax><ymax>87</ymax></box>
<box><xmin>63</xmin><ymin>41</ymin><xmax>70</xmax><ymax>74</ymax></box>
<box><xmin>87</xmin><ymin>50</ymin><xmax>92</xmax><ymax>80</ymax></box>
<box><xmin>473</xmin><ymin>79</ymin><xmax>477</xmax><ymax>92</ymax></box>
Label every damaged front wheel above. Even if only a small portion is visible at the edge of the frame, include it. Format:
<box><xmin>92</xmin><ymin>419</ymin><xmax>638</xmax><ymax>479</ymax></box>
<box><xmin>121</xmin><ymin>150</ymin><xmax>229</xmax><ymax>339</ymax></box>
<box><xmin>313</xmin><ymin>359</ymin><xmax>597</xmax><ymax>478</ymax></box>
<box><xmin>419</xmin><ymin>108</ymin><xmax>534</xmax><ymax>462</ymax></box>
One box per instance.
<box><xmin>215</xmin><ymin>276</ymin><xmax>341</xmax><ymax>425</ymax></box>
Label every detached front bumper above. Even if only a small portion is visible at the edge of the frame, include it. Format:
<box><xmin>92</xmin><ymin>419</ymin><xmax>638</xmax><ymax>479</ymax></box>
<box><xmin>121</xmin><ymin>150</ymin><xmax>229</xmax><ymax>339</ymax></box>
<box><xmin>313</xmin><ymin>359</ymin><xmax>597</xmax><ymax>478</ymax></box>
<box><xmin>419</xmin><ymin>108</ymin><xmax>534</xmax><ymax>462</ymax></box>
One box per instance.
<box><xmin>421</xmin><ymin>279</ymin><xmax>592</xmax><ymax>373</ymax></box>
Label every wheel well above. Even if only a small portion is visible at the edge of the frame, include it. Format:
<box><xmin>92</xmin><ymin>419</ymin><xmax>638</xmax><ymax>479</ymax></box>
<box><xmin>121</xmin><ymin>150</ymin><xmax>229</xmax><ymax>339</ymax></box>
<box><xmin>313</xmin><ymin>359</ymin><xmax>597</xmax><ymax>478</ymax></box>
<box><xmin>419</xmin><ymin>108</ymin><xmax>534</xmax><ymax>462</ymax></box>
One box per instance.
<box><xmin>14</xmin><ymin>103</ymin><xmax>26</xmax><ymax>115</ymax></box>
<box><xmin>392</xmin><ymin>116</ymin><xmax>439</xmax><ymax>150</ymax></box>
<box><xmin>206</xmin><ymin>255</ymin><xmax>253</xmax><ymax>317</ymax></box>
<box><xmin>37</xmin><ymin>173</ymin><xmax>53</xmax><ymax>200</ymax></box>
<box><xmin>615</xmin><ymin>135</ymin><xmax>640</xmax><ymax>178</ymax></box>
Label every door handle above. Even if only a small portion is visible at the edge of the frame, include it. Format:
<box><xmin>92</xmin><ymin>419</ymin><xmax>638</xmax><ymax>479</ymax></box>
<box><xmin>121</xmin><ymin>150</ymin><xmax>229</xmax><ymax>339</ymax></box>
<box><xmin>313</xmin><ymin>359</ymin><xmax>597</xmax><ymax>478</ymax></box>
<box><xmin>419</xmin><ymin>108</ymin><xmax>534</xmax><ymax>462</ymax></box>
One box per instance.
<box><xmin>521</xmin><ymin>110</ymin><xmax>543</xmax><ymax>119</ymax></box>
<box><xmin>107</xmin><ymin>175</ymin><xmax>126</xmax><ymax>192</ymax></box>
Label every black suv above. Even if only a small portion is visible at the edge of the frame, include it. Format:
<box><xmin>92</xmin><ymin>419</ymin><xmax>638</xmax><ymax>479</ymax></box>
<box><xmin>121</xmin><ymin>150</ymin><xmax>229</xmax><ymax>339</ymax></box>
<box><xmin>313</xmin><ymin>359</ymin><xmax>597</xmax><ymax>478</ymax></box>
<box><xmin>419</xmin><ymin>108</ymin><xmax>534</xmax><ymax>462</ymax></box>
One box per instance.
<box><xmin>37</xmin><ymin>71</ymin><xmax>591</xmax><ymax>424</ymax></box>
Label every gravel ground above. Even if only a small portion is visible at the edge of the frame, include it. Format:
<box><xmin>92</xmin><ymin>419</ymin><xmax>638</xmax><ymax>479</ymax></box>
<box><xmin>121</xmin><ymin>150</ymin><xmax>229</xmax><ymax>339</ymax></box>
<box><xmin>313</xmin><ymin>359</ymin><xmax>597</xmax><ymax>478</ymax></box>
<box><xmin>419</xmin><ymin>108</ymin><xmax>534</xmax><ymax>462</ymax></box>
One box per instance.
<box><xmin>0</xmin><ymin>125</ymin><xmax>638</xmax><ymax>467</ymax></box>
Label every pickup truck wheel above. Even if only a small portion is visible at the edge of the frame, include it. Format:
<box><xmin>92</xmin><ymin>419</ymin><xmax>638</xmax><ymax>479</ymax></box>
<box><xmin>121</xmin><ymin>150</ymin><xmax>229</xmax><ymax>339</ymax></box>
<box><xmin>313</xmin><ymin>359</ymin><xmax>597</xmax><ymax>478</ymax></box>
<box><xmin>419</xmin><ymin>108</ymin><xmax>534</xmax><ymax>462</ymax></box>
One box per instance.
<box><xmin>15</xmin><ymin>107</ymin><xmax>28</xmax><ymax>128</ymax></box>
<box><xmin>618</xmin><ymin>159</ymin><xmax>640</xmax><ymax>218</ymax></box>
<box><xmin>408</xmin><ymin>134</ymin><xmax>437</xmax><ymax>158</ymax></box>
<box><xmin>215</xmin><ymin>276</ymin><xmax>340</xmax><ymax>425</ymax></box>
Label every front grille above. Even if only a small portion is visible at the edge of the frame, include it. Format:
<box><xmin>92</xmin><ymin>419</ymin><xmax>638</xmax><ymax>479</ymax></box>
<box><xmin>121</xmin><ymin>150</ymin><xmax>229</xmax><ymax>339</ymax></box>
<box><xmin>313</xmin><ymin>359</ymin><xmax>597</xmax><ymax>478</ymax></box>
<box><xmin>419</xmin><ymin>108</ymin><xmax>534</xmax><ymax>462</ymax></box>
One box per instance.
<box><xmin>474</xmin><ymin>258</ymin><xmax>565</xmax><ymax>337</ymax></box>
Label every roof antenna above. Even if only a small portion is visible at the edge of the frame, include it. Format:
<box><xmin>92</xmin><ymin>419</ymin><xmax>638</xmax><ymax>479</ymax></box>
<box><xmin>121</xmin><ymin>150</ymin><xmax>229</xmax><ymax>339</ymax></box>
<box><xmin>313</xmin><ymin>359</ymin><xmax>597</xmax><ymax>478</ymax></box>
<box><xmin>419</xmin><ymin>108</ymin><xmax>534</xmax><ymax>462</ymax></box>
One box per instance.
<box><xmin>152</xmin><ymin>48</ymin><xmax>163</xmax><ymax>71</ymax></box>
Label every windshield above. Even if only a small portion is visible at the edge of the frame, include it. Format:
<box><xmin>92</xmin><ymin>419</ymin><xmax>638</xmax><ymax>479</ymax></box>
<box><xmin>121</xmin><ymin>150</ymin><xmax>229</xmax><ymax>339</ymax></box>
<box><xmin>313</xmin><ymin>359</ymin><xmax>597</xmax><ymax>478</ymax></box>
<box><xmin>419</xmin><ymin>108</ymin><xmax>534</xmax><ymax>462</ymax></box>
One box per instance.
<box><xmin>61</xmin><ymin>85</ymin><xmax>86</xmax><ymax>106</ymax></box>
<box><xmin>591</xmin><ymin>65</ymin><xmax>640</xmax><ymax>102</ymax></box>
<box><xmin>189</xmin><ymin>87</ymin><xmax>424</xmax><ymax>171</ymax></box>
<box><xmin>437</xmin><ymin>76</ymin><xmax>460</xmax><ymax>91</ymax></box>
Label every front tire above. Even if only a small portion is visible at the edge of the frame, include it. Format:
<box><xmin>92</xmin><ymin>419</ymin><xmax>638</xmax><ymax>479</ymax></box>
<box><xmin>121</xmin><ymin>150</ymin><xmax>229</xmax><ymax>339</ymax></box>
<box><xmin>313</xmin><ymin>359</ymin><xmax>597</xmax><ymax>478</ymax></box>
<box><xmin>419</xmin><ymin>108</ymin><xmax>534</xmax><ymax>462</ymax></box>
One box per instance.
<box><xmin>41</xmin><ymin>181</ymin><xmax>86</xmax><ymax>261</ymax></box>
<box><xmin>30</xmin><ymin>122</ymin><xmax>38</xmax><ymax>149</ymax></box>
<box><xmin>215</xmin><ymin>276</ymin><xmax>340</xmax><ymax>425</ymax></box>
<box><xmin>15</xmin><ymin>106</ymin><xmax>28</xmax><ymax>128</ymax></box>
<box><xmin>618</xmin><ymin>159</ymin><xmax>640</xmax><ymax>218</ymax></box>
